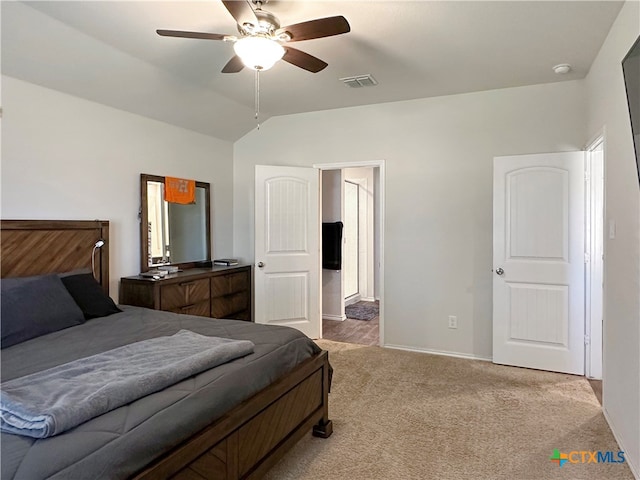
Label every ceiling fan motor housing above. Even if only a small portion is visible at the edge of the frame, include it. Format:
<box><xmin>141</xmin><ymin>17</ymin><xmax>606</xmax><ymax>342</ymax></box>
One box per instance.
<box><xmin>240</xmin><ymin>9</ymin><xmax>280</xmax><ymax>36</ymax></box>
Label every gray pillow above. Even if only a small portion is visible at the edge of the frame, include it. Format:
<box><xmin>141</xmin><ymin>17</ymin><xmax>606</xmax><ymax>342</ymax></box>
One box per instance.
<box><xmin>1</xmin><ymin>274</ymin><xmax>85</xmax><ymax>348</ymax></box>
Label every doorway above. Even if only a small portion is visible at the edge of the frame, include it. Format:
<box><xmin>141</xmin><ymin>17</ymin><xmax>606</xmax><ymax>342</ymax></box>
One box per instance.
<box><xmin>315</xmin><ymin>160</ymin><xmax>384</xmax><ymax>346</ymax></box>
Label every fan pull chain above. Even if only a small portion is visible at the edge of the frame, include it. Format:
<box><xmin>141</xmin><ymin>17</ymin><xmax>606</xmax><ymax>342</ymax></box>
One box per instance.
<box><xmin>255</xmin><ymin>69</ymin><xmax>260</xmax><ymax>130</ymax></box>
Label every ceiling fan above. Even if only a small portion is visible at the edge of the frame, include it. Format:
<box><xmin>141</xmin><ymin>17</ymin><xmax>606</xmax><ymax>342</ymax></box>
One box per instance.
<box><xmin>157</xmin><ymin>0</ymin><xmax>350</xmax><ymax>73</ymax></box>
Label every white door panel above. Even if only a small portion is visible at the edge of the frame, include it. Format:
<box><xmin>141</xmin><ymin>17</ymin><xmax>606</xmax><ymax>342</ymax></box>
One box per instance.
<box><xmin>264</xmin><ymin>272</ymin><xmax>309</xmax><ymax>324</ymax></box>
<box><xmin>255</xmin><ymin>166</ymin><xmax>320</xmax><ymax>338</ymax></box>
<box><xmin>493</xmin><ymin>152</ymin><xmax>585</xmax><ymax>375</ymax></box>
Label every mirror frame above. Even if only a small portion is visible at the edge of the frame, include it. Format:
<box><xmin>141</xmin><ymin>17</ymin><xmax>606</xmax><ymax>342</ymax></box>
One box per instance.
<box><xmin>622</xmin><ymin>34</ymin><xmax>640</xmax><ymax>187</ymax></box>
<box><xmin>140</xmin><ymin>173</ymin><xmax>211</xmax><ymax>272</ymax></box>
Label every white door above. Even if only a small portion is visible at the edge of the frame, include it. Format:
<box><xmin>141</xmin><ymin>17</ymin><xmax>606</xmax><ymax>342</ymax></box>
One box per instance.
<box><xmin>493</xmin><ymin>152</ymin><xmax>585</xmax><ymax>375</ymax></box>
<box><xmin>255</xmin><ymin>165</ymin><xmax>320</xmax><ymax>338</ymax></box>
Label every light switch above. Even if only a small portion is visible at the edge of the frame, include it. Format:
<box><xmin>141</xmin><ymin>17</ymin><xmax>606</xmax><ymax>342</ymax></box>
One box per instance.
<box><xmin>608</xmin><ymin>219</ymin><xmax>616</xmax><ymax>239</ymax></box>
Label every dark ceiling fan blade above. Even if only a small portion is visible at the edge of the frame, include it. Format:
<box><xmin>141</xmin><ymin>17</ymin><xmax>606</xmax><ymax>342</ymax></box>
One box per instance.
<box><xmin>276</xmin><ymin>16</ymin><xmax>350</xmax><ymax>42</ymax></box>
<box><xmin>157</xmin><ymin>30</ymin><xmax>227</xmax><ymax>41</ymax></box>
<box><xmin>221</xmin><ymin>0</ymin><xmax>258</xmax><ymax>27</ymax></box>
<box><xmin>222</xmin><ymin>55</ymin><xmax>245</xmax><ymax>73</ymax></box>
<box><xmin>282</xmin><ymin>46</ymin><xmax>328</xmax><ymax>73</ymax></box>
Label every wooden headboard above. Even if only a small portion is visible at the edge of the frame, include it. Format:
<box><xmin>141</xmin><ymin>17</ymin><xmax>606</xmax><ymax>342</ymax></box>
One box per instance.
<box><xmin>0</xmin><ymin>220</ymin><xmax>110</xmax><ymax>293</ymax></box>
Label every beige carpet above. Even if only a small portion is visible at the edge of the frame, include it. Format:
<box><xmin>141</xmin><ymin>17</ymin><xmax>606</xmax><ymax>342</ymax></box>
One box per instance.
<box><xmin>264</xmin><ymin>340</ymin><xmax>634</xmax><ymax>480</ymax></box>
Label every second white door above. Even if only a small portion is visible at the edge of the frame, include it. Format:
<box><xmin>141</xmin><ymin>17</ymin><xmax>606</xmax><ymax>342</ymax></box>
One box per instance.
<box><xmin>493</xmin><ymin>152</ymin><xmax>585</xmax><ymax>375</ymax></box>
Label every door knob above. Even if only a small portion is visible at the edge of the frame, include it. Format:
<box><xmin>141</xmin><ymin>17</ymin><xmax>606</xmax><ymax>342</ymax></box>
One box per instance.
<box><xmin>495</xmin><ymin>267</ymin><xmax>504</xmax><ymax>276</ymax></box>
<box><xmin>257</xmin><ymin>262</ymin><xmax>265</xmax><ymax>268</ymax></box>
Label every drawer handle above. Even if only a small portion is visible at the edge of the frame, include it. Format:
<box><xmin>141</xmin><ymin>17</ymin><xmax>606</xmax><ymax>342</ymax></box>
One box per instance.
<box><xmin>179</xmin><ymin>281</ymin><xmax>196</xmax><ymax>287</ymax></box>
<box><xmin>180</xmin><ymin>304</ymin><xmax>196</xmax><ymax>310</ymax></box>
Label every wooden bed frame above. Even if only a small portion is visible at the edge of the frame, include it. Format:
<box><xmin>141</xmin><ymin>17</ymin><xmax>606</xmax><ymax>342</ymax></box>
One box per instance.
<box><xmin>0</xmin><ymin>219</ymin><xmax>332</xmax><ymax>480</ymax></box>
<box><xmin>1</xmin><ymin>220</ymin><xmax>110</xmax><ymax>292</ymax></box>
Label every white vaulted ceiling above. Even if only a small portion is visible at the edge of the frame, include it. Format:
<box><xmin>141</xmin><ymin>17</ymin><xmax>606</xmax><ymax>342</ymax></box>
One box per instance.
<box><xmin>2</xmin><ymin>1</ymin><xmax>624</xmax><ymax>141</ymax></box>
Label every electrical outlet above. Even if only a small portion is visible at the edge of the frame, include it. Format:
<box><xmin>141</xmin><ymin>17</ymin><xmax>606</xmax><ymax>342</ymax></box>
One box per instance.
<box><xmin>448</xmin><ymin>315</ymin><xmax>457</xmax><ymax>329</ymax></box>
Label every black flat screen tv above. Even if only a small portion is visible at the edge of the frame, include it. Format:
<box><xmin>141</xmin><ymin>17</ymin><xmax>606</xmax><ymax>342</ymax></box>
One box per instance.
<box><xmin>622</xmin><ymin>34</ymin><xmax>640</xmax><ymax>187</ymax></box>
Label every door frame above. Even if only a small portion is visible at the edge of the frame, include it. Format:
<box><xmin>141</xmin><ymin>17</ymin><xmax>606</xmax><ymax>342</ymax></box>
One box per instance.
<box><xmin>585</xmin><ymin>132</ymin><xmax>605</xmax><ymax>380</ymax></box>
<box><xmin>314</xmin><ymin>160</ymin><xmax>385</xmax><ymax>346</ymax></box>
<box><xmin>343</xmin><ymin>179</ymin><xmax>361</xmax><ymax>302</ymax></box>
<box><xmin>343</xmin><ymin>170</ymin><xmax>376</xmax><ymax>304</ymax></box>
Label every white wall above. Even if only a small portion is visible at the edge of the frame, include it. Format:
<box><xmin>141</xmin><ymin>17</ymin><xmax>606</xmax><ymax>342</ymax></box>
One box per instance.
<box><xmin>585</xmin><ymin>1</ymin><xmax>640</xmax><ymax>476</ymax></box>
<box><xmin>234</xmin><ymin>80</ymin><xmax>586</xmax><ymax>359</ymax></box>
<box><xmin>1</xmin><ymin>76</ymin><xmax>235</xmax><ymax>298</ymax></box>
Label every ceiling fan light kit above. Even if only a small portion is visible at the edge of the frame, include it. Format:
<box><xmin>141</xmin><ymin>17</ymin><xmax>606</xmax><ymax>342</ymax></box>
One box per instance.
<box><xmin>234</xmin><ymin>36</ymin><xmax>284</xmax><ymax>71</ymax></box>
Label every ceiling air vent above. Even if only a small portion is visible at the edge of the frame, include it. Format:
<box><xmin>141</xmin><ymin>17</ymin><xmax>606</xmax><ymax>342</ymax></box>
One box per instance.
<box><xmin>340</xmin><ymin>74</ymin><xmax>378</xmax><ymax>88</ymax></box>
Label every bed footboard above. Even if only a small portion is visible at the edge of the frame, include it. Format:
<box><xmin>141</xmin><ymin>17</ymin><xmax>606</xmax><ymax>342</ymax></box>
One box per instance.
<box><xmin>133</xmin><ymin>350</ymin><xmax>331</xmax><ymax>480</ymax></box>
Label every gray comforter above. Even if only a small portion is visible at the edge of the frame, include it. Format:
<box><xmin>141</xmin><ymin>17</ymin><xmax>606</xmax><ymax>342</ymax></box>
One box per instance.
<box><xmin>1</xmin><ymin>330</ymin><xmax>254</xmax><ymax>439</ymax></box>
<box><xmin>0</xmin><ymin>306</ymin><xmax>321</xmax><ymax>479</ymax></box>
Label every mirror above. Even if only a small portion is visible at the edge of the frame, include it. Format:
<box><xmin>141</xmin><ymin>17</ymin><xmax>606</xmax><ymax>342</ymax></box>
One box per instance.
<box><xmin>140</xmin><ymin>174</ymin><xmax>211</xmax><ymax>272</ymax></box>
<box><xmin>622</xmin><ymin>34</ymin><xmax>640</xmax><ymax>186</ymax></box>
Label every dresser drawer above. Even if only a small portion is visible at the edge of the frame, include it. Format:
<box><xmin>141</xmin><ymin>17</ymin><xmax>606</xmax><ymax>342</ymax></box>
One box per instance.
<box><xmin>160</xmin><ymin>278</ymin><xmax>209</xmax><ymax>310</ymax></box>
<box><xmin>211</xmin><ymin>271</ymin><xmax>249</xmax><ymax>297</ymax></box>
<box><xmin>169</xmin><ymin>300</ymin><xmax>211</xmax><ymax>318</ymax></box>
<box><xmin>211</xmin><ymin>291</ymin><xmax>249</xmax><ymax>318</ymax></box>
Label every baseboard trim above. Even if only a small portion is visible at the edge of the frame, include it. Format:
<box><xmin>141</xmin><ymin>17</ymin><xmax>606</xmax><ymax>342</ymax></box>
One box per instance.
<box><xmin>384</xmin><ymin>344</ymin><xmax>492</xmax><ymax>362</ymax></box>
<box><xmin>603</xmin><ymin>407</ymin><xmax>640</xmax><ymax>479</ymax></box>
<box><xmin>360</xmin><ymin>296</ymin><xmax>376</xmax><ymax>302</ymax></box>
<box><xmin>345</xmin><ymin>294</ymin><xmax>361</xmax><ymax>307</ymax></box>
<box><xmin>323</xmin><ymin>314</ymin><xmax>346</xmax><ymax>322</ymax></box>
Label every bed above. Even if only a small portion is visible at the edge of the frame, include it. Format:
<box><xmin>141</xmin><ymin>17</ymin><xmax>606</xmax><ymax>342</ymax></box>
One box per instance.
<box><xmin>0</xmin><ymin>220</ymin><xmax>332</xmax><ymax>479</ymax></box>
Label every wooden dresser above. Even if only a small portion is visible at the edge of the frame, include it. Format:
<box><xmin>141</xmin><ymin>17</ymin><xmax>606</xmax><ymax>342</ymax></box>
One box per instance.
<box><xmin>119</xmin><ymin>265</ymin><xmax>251</xmax><ymax>321</ymax></box>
